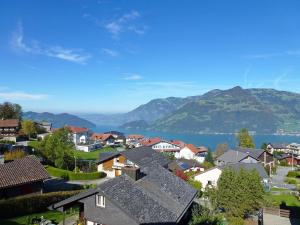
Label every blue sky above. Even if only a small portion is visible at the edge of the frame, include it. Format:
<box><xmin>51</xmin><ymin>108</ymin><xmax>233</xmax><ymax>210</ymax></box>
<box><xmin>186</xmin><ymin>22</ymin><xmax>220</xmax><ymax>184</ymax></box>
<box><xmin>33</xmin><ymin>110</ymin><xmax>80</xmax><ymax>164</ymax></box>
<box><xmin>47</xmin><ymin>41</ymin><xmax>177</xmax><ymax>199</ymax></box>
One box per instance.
<box><xmin>1</xmin><ymin>0</ymin><xmax>300</xmax><ymax>113</ymax></box>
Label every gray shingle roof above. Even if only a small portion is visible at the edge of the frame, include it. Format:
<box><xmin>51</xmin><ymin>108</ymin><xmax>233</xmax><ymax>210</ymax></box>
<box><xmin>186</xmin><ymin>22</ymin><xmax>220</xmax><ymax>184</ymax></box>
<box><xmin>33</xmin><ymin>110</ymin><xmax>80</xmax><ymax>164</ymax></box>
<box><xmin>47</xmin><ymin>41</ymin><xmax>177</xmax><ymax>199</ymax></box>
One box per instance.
<box><xmin>224</xmin><ymin>163</ymin><xmax>269</xmax><ymax>179</ymax></box>
<box><xmin>0</xmin><ymin>155</ymin><xmax>50</xmax><ymax>189</ymax></box>
<box><xmin>236</xmin><ymin>148</ymin><xmax>265</xmax><ymax>159</ymax></box>
<box><xmin>97</xmin><ymin>152</ymin><xmax>120</xmax><ymax>164</ymax></box>
<box><xmin>216</xmin><ymin>149</ymin><xmax>249</xmax><ymax>163</ymax></box>
<box><xmin>122</xmin><ymin>146</ymin><xmax>171</xmax><ymax>168</ymax></box>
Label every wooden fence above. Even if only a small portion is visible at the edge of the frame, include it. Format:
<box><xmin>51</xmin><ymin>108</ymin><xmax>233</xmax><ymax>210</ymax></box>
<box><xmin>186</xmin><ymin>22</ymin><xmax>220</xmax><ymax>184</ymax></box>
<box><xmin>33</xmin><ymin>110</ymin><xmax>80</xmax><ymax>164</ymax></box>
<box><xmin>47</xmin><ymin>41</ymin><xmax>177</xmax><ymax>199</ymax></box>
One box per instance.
<box><xmin>263</xmin><ymin>207</ymin><xmax>290</xmax><ymax>218</ymax></box>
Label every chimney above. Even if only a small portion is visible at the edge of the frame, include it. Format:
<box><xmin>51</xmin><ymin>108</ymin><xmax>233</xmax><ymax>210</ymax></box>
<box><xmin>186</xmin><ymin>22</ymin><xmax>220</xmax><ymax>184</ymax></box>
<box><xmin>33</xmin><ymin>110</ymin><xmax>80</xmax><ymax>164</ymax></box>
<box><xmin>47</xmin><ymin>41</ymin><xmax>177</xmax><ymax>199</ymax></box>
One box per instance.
<box><xmin>122</xmin><ymin>166</ymin><xmax>141</xmax><ymax>181</ymax></box>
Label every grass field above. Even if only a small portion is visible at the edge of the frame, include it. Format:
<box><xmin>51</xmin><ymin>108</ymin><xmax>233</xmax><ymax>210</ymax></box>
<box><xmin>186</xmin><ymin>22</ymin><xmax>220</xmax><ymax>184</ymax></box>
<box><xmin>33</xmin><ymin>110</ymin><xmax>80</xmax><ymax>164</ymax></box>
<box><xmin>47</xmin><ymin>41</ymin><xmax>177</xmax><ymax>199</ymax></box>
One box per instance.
<box><xmin>265</xmin><ymin>194</ymin><xmax>300</xmax><ymax>207</ymax></box>
<box><xmin>0</xmin><ymin>210</ymin><xmax>65</xmax><ymax>225</ymax></box>
<box><xmin>73</xmin><ymin>146</ymin><xmax>117</xmax><ymax>160</ymax></box>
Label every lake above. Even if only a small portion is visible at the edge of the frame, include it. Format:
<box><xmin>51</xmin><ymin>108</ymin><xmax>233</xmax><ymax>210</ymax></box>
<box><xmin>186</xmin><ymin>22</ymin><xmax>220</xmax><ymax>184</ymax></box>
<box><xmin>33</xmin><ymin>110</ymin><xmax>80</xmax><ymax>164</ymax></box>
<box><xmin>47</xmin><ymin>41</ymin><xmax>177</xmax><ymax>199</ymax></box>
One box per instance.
<box><xmin>94</xmin><ymin>126</ymin><xmax>300</xmax><ymax>150</ymax></box>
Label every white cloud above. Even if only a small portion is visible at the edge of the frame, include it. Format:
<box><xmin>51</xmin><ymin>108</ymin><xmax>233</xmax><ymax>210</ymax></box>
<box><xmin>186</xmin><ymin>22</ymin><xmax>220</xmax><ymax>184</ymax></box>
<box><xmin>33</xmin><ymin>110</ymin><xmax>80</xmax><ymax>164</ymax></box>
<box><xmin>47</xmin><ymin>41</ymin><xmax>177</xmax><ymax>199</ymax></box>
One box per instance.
<box><xmin>105</xmin><ymin>22</ymin><xmax>122</xmax><ymax>36</ymax></box>
<box><xmin>102</xmin><ymin>48</ymin><xmax>119</xmax><ymax>57</ymax></box>
<box><xmin>11</xmin><ymin>22</ymin><xmax>91</xmax><ymax>64</ymax></box>
<box><xmin>122</xmin><ymin>74</ymin><xmax>142</xmax><ymax>80</ymax></box>
<box><xmin>0</xmin><ymin>91</ymin><xmax>48</xmax><ymax>101</ymax></box>
<box><xmin>118</xmin><ymin>10</ymin><xmax>140</xmax><ymax>23</ymax></box>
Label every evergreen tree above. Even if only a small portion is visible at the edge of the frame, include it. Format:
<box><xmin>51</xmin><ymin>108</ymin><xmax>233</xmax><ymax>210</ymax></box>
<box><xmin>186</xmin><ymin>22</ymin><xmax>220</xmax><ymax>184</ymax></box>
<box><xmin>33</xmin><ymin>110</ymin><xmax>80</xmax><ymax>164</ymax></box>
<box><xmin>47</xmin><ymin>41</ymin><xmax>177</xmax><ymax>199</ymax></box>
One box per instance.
<box><xmin>205</xmin><ymin>148</ymin><xmax>214</xmax><ymax>165</ymax></box>
<box><xmin>236</xmin><ymin>128</ymin><xmax>255</xmax><ymax>148</ymax></box>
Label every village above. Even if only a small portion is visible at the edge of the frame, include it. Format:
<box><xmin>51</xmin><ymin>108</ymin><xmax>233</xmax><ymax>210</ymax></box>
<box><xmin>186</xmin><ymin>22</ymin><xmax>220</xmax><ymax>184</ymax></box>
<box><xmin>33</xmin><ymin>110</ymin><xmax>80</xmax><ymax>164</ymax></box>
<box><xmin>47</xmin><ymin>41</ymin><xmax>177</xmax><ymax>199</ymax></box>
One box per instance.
<box><xmin>0</xmin><ymin>105</ymin><xmax>300</xmax><ymax>225</ymax></box>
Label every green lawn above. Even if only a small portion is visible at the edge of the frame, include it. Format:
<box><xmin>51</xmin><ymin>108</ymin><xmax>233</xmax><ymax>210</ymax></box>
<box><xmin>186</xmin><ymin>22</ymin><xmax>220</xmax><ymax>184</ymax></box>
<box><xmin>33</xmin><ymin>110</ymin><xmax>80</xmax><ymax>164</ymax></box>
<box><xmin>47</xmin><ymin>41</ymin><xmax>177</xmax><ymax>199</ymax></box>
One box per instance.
<box><xmin>27</xmin><ymin>140</ymin><xmax>39</xmax><ymax>149</ymax></box>
<box><xmin>265</xmin><ymin>194</ymin><xmax>300</xmax><ymax>207</ymax></box>
<box><xmin>270</xmin><ymin>187</ymin><xmax>290</xmax><ymax>192</ymax></box>
<box><xmin>73</xmin><ymin>146</ymin><xmax>117</xmax><ymax>160</ymax></box>
<box><xmin>0</xmin><ymin>210</ymin><xmax>66</xmax><ymax>225</ymax></box>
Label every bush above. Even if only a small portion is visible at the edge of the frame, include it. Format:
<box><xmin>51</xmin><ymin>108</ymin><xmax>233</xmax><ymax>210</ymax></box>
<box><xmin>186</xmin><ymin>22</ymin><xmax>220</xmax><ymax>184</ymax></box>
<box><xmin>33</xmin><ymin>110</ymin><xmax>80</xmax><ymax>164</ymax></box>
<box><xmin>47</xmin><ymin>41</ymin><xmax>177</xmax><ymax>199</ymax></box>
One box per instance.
<box><xmin>45</xmin><ymin>165</ymin><xmax>106</xmax><ymax>180</ymax></box>
<box><xmin>285</xmin><ymin>178</ymin><xmax>298</xmax><ymax>185</ymax></box>
<box><xmin>228</xmin><ymin>217</ymin><xmax>244</xmax><ymax>225</ymax></box>
<box><xmin>0</xmin><ymin>190</ymin><xmax>81</xmax><ymax>218</ymax></box>
<box><xmin>287</xmin><ymin>171</ymin><xmax>300</xmax><ymax>178</ymax></box>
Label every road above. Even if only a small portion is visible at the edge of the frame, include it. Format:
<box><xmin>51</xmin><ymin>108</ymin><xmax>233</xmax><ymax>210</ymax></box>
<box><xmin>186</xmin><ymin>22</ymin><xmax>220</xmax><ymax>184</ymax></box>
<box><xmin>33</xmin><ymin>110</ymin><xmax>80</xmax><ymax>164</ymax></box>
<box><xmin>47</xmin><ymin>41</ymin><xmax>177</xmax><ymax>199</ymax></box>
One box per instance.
<box><xmin>271</xmin><ymin>166</ymin><xmax>296</xmax><ymax>190</ymax></box>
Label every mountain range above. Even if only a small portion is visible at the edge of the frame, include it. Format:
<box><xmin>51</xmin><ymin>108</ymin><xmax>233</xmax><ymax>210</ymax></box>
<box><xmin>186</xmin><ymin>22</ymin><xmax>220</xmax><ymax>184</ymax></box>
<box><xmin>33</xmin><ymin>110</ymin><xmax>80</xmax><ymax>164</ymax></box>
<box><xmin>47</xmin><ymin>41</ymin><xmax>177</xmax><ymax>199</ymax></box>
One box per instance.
<box><xmin>24</xmin><ymin>87</ymin><xmax>300</xmax><ymax>134</ymax></box>
<box><xmin>23</xmin><ymin>111</ymin><xmax>96</xmax><ymax>129</ymax></box>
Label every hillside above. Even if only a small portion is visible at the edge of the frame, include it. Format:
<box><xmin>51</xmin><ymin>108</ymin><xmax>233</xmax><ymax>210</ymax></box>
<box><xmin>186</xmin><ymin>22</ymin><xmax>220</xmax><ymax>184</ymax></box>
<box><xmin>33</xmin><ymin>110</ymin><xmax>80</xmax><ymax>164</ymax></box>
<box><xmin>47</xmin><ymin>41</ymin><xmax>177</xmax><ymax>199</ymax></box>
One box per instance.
<box><xmin>23</xmin><ymin>111</ymin><xmax>96</xmax><ymax>129</ymax></box>
<box><xmin>120</xmin><ymin>86</ymin><xmax>300</xmax><ymax>134</ymax></box>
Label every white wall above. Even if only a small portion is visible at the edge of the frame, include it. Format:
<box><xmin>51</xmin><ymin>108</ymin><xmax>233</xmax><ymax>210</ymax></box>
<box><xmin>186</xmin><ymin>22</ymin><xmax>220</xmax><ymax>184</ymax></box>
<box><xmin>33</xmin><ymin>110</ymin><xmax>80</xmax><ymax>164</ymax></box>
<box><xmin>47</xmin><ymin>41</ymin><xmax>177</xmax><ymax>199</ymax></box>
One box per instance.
<box><xmin>152</xmin><ymin>141</ymin><xmax>180</xmax><ymax>151</ymax></box>
<box><xmin>194</xmin><ymin>168</ymin><xmax>222</xmax><ymax>190</ymax></box>
<box><xmin>175</xmin><ymin>147</ymin><xmax>206</xmax><ymax>163</ymax></box>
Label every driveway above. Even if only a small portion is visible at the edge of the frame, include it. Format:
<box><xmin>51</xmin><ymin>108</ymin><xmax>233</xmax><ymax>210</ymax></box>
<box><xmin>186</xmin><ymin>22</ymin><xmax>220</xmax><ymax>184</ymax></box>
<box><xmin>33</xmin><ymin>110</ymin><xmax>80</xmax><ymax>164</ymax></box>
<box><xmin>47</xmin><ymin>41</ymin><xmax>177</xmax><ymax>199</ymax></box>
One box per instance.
<box><xmin>271</xmin><ymin>167</ymin><xmax>296</xmax><ymax>190</ymax></box>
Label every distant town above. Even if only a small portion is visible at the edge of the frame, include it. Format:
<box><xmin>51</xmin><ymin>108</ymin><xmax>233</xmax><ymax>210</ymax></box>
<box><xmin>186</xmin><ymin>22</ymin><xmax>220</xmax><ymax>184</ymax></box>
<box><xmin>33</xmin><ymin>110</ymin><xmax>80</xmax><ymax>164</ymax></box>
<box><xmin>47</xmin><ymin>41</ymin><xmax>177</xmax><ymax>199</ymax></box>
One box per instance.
<box><xmin>0</xmin><ymin>102</ymin><xmax>300</xmax><ymax>225</ymax></box>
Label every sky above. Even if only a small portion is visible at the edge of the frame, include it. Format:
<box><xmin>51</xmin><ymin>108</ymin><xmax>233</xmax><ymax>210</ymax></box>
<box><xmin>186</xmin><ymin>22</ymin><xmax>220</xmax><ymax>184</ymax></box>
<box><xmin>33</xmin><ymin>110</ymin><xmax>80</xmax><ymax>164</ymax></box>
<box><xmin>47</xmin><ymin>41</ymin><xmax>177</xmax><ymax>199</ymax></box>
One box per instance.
<box><xmin>1</xmin><ymin>0</ymin><xmax>300</xmax><ymax>114</ymax></box>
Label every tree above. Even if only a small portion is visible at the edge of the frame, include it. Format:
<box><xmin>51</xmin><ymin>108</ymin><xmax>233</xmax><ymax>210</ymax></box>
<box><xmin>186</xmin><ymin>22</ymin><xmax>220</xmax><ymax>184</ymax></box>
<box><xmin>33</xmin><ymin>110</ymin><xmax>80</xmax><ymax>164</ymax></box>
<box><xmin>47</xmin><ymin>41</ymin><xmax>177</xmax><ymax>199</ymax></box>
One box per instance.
<box><xmin>215</xmin><ymin>143</ymin><xmax>229</xmax><ymax>157</ymax></box>
<box><xmin>188</xmin><ymin>179</ymin><xmax>203</xmax><ymax>198</ymax></box>
<box><xmin>189</xmin><ymin>204</ymin><xmax>223</xmax><ymax>225</ymax></box>
<box><xmin>21</xmin><ymin>120</ymin><xmax>37</xmax><ymax>139</ymax></box>
<box><xmin>236</xmin><ymin>128</ymin><xmax>255</xmax><ymax>148</ymax></box>
<box><xmin>261</xmin><ymin>142</ymin><xmax>267</xmax><ymax>150</ymax></box>
<box><xmin>0</xmin><ymin>102</ymin><xmax>22</xmax><ymax>120</ymax></box>
<box><xmin>205</xmin><ymin>148</ymin><xmax>214</xmax><ymax>165</ymax></box>
<box><xmin>36</xmin><ymin>127</ymin><xmax>74</xmax><ymax>170</ymax></box>
<box><xmin>215</xmin><ymin>167</ymin><xmax>264</xmax><ymax>219</ymax></box>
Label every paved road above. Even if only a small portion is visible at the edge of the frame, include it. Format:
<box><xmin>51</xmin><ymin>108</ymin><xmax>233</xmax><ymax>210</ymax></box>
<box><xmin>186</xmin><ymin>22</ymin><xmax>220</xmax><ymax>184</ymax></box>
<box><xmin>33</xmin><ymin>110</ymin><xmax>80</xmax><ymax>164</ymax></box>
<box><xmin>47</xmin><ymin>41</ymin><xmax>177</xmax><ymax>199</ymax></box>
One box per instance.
<box><xmin>271</xmin><ymin>167</ymin><xmax>296</xmax><ymax>190</ymax></box>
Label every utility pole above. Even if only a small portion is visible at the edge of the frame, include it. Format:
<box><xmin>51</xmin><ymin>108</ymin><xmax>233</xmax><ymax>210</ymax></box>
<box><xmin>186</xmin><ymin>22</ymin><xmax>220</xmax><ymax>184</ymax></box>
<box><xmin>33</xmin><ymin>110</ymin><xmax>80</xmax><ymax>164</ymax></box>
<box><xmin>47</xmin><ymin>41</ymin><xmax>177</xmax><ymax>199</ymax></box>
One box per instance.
<box><xmin>74</xmin><ymin>156</ymin><xmax>77</xmax><ymax>173</ymax></box>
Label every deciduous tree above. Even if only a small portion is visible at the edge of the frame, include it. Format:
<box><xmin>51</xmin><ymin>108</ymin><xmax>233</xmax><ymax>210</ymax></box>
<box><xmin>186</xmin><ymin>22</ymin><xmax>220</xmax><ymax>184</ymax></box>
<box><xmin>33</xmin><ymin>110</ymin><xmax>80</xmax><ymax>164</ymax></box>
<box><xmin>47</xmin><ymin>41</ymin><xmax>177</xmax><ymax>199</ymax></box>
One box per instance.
<box><xmin>215</xmin><ymin>143</ymin><xmax>229</xmax><ymax>157</ymax></box>
<box><xmin>0</xmin><ymin>102</ymin><xmax>22</xmax><ymax>120</ymax></box>
<box><xmin>21</xmin><ymin>120</ymin><xmax>37</xmax><ymax>139</ymax></box>
<box><xmin>236</xmin><ymin>128</ymin><xmax>255</xmax><ymax>148</ymax></box>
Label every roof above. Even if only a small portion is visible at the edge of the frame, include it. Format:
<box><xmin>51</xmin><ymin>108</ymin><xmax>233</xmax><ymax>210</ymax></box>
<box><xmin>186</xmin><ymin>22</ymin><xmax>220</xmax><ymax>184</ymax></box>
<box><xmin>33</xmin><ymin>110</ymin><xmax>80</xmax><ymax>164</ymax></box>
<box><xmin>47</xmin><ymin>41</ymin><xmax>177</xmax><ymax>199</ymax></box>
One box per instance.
<box><xmin>216</xmin><ymin>149</ymin><xmax>250</xmax><ymax>163</ymax></box>
<box><xmin>185</xmin><ymin>144</ymin><xmax>207</xmax><ymax>154</ymax></box>
<box><xmin>67</xmin><ymin>126</ymin><xmax>88</xmax><ymax>133</ymax></box>
<box><xmin>0</xmin><ymin>119</ymin><xmax>19</xmax><ymax>128</ymax></box>
<box><xmin>52</xmin><ymin>164</ymin><xmax>196</xmax><ymax>224</ymax></box>
<box><xmin>97</xmin><ymin>152</ymin><xmax>120</xmax><ymax>164</ymax></box>
<box><xmin>268</xmin><ymin>143</ymin><xmax>288</xmax><ymax>149</ymax></box>
<box><xmin>127</xmin><ymin>134</ymin><xmax>144</xmax><ymax>139</ymax></box>
<box><xmin>236</xmin><ymin>148</ymin><xmax>265</xmax><ymax>159</ymax></box>
<box><xmin>170</xmin><ymin>140</ymin><xmax>186</xmax><ymax>148</ymax></box>
<box><xmin>91</xmin><ymin>133</ymin><xmax>114</xmax><ymax>141</ymax></box>
<box><xmin>0</xmin><ymin>155</ymin><xmax>50</xmax><ymax>189</ymax></box>
<box><xmin>122</xmin><ymin>146</ymin><xmax>171</xmax><ymax>168</ymax></box>
<box><xmin>139</xmin><ymin>137</ymin><xmax>161</xmax><ymax>146</ymax></box>
<box><xmin>169</xmin><ymin>159</ymin><xmax>202</xmax><ymax>172</ymax></box>
<box><xmin>289</xmin><ymin>143</ymin><xmax>300</xmax><ymax>148</ymax></box>
<box><xmin>224</xmin><ymin>163</ymin><xmax>269</xmax><ymax>179</ymax></box>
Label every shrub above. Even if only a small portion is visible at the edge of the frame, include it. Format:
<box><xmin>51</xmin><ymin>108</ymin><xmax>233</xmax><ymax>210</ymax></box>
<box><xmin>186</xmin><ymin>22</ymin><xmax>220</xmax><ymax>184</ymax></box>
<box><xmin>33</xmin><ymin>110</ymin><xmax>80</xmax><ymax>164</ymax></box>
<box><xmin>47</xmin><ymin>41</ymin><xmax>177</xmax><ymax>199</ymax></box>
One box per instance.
<box><xmin>45</xmin><ymin>165</ymin><xmax>106</xmax><ymax>180</ymax></box>
<box><xmin>287</xmin><ymin>171</ymin><xmax>300</xmax><ymax>178</ymax></box>
<box><xmin>228</xmin><ymin>217</ymin><xmax>244</xmax><ymax>225</ymax></box>
<box><xmin>4</xmin><ymin>149</ymin><xmax>26</xmax><ymax>161</ymax></box>
<box><xmin>285</xmin><ymin>178</ymin><xmax>298</xmax><ymax>185</ymax></box>
<box><xmin>0</xmin><ymin>190</ymin><xmax>81</xmax><ymax>218</ymax></box>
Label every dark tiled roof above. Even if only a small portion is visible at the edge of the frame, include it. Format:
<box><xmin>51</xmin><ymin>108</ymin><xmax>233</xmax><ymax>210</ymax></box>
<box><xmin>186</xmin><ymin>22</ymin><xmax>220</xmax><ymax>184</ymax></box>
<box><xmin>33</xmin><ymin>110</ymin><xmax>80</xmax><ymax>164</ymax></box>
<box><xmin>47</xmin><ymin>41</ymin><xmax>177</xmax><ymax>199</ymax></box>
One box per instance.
<box><xmin>97</xmin><ymin>152</ymin><xmax>120</xmax><ymax>164</ymax></box>
<box><xmin>268</xmin><ymin>143</ymin><xmax>288</xmax><ymax>149</ymax></box>
<box><xmin>0</xmin><ymin>155</ymin><xmax>50</xmax><ymax>189</ymax></box>
<box><xmin>122</xmin><ymin>146</ymin><xmax>171</xmax><ymax>167</ymax></box>
<box><xmin>224</xmin><ymin>163</ymin><xmax>269</xmax><ymax>179</ymax></box>
<box><xmin>236</xmin><ymin>148</ymin><xmax>265</xmax><ymax>159</ymax></box>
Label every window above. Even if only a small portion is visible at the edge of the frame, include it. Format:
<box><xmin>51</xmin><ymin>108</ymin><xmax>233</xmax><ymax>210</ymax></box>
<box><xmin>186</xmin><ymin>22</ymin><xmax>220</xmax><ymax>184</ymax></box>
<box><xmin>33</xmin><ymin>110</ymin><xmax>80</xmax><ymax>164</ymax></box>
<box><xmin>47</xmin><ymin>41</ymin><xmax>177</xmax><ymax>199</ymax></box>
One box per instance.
<box><xmin>96</xmin><ymin>195</ymin><xmax>105</xmax><ymax>207</ymax></box>
<box><xmin>116</xmin><ymin>157</ymin><xmax>120</xmax><ymax>163</ymax></box>
<box><xmin>207</xmin><ymin>181</ymin><xmax>212</xmax><ymax>186</ymax></box>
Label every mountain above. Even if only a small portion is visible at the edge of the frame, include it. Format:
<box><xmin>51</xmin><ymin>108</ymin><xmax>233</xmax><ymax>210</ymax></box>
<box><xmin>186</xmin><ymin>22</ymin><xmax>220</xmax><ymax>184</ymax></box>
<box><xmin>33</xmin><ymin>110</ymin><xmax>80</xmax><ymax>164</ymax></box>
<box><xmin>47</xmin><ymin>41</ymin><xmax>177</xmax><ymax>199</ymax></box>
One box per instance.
<box><xmin>119</xmin><ymin>86</ymin><xmax>300</xmax><ymax>134</ymax></box>
<box><xmin>23</xmin><ymin>111</ymin><xmax>96</xmax><ymax>129</ymax></box>
<box><xmin>120</xmin><ymin>120</ymin><xmax>149</xmax><ymax>130</ymax></box>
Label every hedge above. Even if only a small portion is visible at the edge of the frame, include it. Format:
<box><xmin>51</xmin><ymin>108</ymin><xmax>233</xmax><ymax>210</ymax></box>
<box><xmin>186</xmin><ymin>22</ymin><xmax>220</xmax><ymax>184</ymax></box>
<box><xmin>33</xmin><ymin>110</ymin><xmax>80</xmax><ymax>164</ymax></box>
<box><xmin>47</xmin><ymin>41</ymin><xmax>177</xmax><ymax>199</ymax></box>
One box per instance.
<box><xmin>45</xmin><ymin>165</ymin><xmax>106</xmax><ymax>180</ymax></box>
<box><xmin>0</xmin><ymin>190</ymin><xmax>81</xmax><ymax>218</ymax></box>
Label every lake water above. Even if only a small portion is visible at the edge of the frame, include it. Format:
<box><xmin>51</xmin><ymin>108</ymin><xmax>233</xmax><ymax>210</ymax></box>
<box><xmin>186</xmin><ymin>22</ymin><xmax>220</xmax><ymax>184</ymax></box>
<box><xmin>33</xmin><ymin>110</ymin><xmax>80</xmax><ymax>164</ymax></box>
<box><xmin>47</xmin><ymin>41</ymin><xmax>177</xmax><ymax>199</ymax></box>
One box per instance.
<box><xmin>94</xmin><ymin>126</ymin><xmax>300</xmax><ymax>150</ymax></box>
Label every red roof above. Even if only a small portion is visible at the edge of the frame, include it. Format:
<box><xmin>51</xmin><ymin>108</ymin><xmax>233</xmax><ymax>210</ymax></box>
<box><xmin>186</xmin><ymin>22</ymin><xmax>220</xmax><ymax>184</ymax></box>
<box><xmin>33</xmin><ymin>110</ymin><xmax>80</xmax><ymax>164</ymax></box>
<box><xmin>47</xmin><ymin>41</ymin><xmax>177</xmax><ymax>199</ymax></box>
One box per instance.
<box><xmin>66</xmin><ymin>126</ymin><xmax>88</xmax><ymax>133</ymax></box>
<box><xmin>0</xmin><ymin>119</ymin><xmax>19</xmax><ymax>128</ymax></box>
<box><xmin>140</xmin><ymin>137</ymin><xmax>161</xmax><ymax>146</ymax></box>
<box><xmin>128</xmin><ymin>134</ymin><xmax>144</xmax><ymax>140</ymax></box>
<box><xmin>186</xmin><ymin>144</ymin><xmax>207</xmax><ymax>154</ymax></box>
<box><xmin>171</xmin><ymin>140</ymin><xmax>186</xmax><ymax>148</ymax></box>
<box><xmin>91</xmin><ymin>133</ymin><xmax>114</xmax><ymax>141</ymax></box>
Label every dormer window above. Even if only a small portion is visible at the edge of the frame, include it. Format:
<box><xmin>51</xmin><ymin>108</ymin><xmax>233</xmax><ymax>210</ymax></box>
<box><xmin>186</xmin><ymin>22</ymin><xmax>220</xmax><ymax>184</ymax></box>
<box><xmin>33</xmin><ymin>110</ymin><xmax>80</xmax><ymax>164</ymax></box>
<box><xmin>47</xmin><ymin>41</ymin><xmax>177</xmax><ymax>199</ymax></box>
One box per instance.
<box><xmin>96</xmin><ymin>195</ymin><xmax>105</xmax><ymax>208</ymax></box>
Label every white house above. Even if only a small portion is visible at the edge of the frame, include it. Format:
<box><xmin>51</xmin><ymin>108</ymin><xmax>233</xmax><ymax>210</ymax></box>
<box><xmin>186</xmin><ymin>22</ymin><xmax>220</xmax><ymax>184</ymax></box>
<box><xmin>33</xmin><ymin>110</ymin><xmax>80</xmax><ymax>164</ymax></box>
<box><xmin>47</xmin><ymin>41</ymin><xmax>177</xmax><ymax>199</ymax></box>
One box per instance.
<box><xmin>287</xmin><ymin>143</ymin><xmax>300</xmax><ymax>155</ymax></box>
<box><xmin>175</xmin><ymin>144</ymin><xmax>207</xmax><ymax>163</ymax></box>
<box><xmin>67</xmin><ymin>126</ymin><xmax>89</xmax><ymax>145</ymax></box>
<box><xmin>151</xmin><ymin>141</ymin><xmax>181</xmax><ymax>152</ymax></box>
<box><xmin>194</xmin><ymin>167</ymin><xmax>222</xmax><ymax>189</ymax></box>
<box><xmin>266</xmin><ymin>143</ymin><xmax>290</xmax><ymax>154</ymax></box>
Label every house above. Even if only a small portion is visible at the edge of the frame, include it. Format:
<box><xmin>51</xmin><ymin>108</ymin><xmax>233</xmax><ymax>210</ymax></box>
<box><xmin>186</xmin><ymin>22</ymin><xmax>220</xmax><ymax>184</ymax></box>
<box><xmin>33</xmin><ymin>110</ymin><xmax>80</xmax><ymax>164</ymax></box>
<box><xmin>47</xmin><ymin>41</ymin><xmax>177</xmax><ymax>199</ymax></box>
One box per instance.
<box><xmin>104</xmin><ymin>131</ymin><xmax>125</xmax><ymax>144</ymax></box>
<box><xmin>170</xmin><ymin>140</ymin><xmax>186</xmax><ymax>148</ymax></box>
<box><xmin>126</xmin><ymin>134</ymin><xmax>144</xmax><ymax>147</ymax></box>
<box><xmin>36</xmin><ymin>121</ymin><xmax>52</xmax><ymax>132</ymax></box>
<box><xmin>175</xmin><ymin>144</ymin><xmax>207</xmax><ymax>163</ymax></box>
<box><xmin>0</xmin><ymin>119</ymin><xmax>20</xmax><ymax>141</ymax></box>
<box><xmin>67</xmin><ymin>126</ymin><xmax>89</xmax><ymax>145</ymax></box>
<box><xmin>0</xmin><ymin>155</ymin><xmax>50</xmax><ymax>198</ymax></box>
<box><xmin>168</xmin><ymin>158</ymin><xmax>204</xmax><ymax>173</ymax></box>
<box><xmin>276</xmin><ymin>154</ymin><xmax>300</xmax><ymax>166</ymax></box>
<box><xmin>266</xmin><ymin>143</ymin><xmax>290</xmax><ymax>154</ymax></box>
<box><xmin>91</xmin><ymin>133</ymin><xmax>115</xmax><ymax>146</ymax></box>
<box><xmin>96</xmin><ymin>146</ymin><xmax>171</xmax><ymax>178</ymax></box>
<box><xmin>216</xmin><ymin>148</ymin><xmax>275</xmax><ymax>168</ymax></box>
<box><xmin>50</xmin><ymin>159</ymin><xmax>197</xmax><ymax>225</ymax></box>
<box><xmin>287</xmin><ymin>143</ymin><xmax>300</xmax><ymax>155</ymax></box>
<box><xmin>140</xmin><ymin>137</ymin><xmax>181</xmax><ymax>152</ymax></box>
<box><xmin>194</xmin><ymin>163</ymin><xmax>269</xmax><ymax>190</ymax></box>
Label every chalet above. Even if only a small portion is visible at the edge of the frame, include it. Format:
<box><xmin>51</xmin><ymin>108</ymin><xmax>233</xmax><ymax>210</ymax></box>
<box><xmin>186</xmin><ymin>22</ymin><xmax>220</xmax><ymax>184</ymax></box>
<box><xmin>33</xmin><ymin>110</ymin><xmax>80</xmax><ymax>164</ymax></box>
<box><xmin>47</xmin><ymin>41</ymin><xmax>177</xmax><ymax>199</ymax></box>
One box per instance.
<box><xmin>0</xmin><ymin>155</ymin><xmax>50</xmax><ymax>198</ymax></box>
<box><xmin>140</xmin><ymin>137</ymin><xmax>181</xmax><ymax>152</ymax></box>
<box><xmin>168</xmin><ymin>158</ymin><xmax>204</xmax><ymax>173</ymax></box>
<box><xmin>266</xmin><ymin>143</ymin><xmax>290</xmax><ymax>154</ymax></box>
<box><xmin>96</xmin><ymin>146</ymin><xmax>170</xmax><ymax>178</ymax></box>
<box><xmin>287</xmin><ymin>143</ymin><xmax>300</xmax><ymax>155</ymax></box>
<box><xmin>91</xmin><ymin>133</ymin><xmax>115</xmax><ymax>146</ymax></box>
<box><xmin>0</xmin><ymin>119</ymin><xmax>20</xmax><ymax>141</ymax></box>
<box><xmin>194</xmin><ymin>163</ymin><xmax>269</xmax><ymax>190</ymax></box>
<box><xmin>276</xmin><ymin>154</ymin><xmax>300</xmax><ymax>166</ymax></box>
<box><xmin>104</xmin><ymin>131</ymin><xmax>125</xmax><ymax>144</ymax></box>
<box><xmin>216</xmin><ymin>148</ymin><xmax>275</xmax><ymax>168</ymax></box>
<box><xmin>126</xmin><ymin>134</ymin><xmax>144</xmax><ymax>145</ymax></box>
<box><xmin>67</xmin><ymin>126</ymin><xmax>89</xmax><ymax>145</ymax></box>
<box><xmin>175</xmin><ymin>144</ymin><xmax>207</xmax><ymax>163</ymax></box>
<box><xmin>50</xmin><ymin>157</ymin><xmax>196</xmax><ymax>225</ymax></box>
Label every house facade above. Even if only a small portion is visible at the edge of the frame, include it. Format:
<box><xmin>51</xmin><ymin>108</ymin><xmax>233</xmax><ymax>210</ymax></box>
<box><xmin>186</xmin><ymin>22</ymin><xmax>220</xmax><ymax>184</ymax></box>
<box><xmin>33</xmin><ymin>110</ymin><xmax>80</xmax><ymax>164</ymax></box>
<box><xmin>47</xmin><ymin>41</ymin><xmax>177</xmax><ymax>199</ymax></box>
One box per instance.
<box><xmin>0</xmin><ymin>119</ymin><xmax>20</xmax><ymax>141</ymax></box>
<box><xmin>194</xmin><ymin>167</ymin><xmax>222</xmax><ymax>189</ymax></box>
<box><xmin>91</xmin><ymin>133</ymin><xmax>115</xmax><ymax>146</ymax></box>
<box><xmin>287</xmin><ymin>143</ymin><xmax>300</xmax><ymax>155</ymax></box>
<box><xmin>67</xmin><ymin>126</ymin><xmax>89</xmax><ymax>145</ymax></box>
<box><xmin>175</xmin><ymin>144</ymin><xmax>207</xmax><ymax>163</ymax></box>
<box><xmin>0</xmin><ymin>155</ymin><xmax>50</xmax><ymax>198</ymax></box>
<box><xmin>51</xmin><ymin>155</ymin><xmax>196</xmax><ymax>225</ymax></box>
